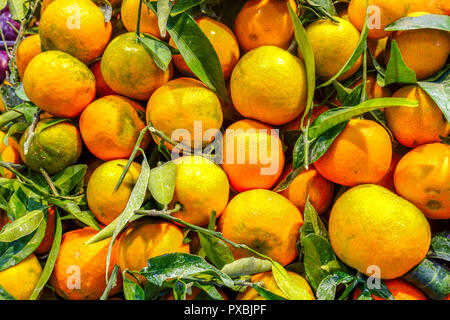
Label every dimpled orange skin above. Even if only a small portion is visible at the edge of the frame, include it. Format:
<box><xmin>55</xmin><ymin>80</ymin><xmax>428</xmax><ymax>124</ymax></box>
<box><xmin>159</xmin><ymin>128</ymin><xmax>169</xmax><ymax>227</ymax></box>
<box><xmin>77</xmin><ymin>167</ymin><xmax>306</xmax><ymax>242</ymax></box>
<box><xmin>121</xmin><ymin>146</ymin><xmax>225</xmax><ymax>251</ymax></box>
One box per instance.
<box><xmin>16</xmin><ymin>34</ymin><xmax>41</xmax><ymax>79</ymax></box>
<box><xmin>388</xmin><ymin>21</ymin><xmax>450</xmax><ymax>80</ymax></box>
<box><xmin>353</xmin><ymin>279</ymin><xmax>427</xmax><ymax>300</ymax></box>
<box><xmin>89</xmin><ymin>61</ymin><xmax>117</xmax><ymax>98</ymax></box>
<box><xmin>79</xmin><ymin>95</ymin><xmax>149</xmax><ymax>161</ymax></box>
<box><xmin>386</xmin><ymin>85</ymin><xmax>449</xmax><ymax>148</ymax></box>
<box><xmin>170</xmin><ymin>17</ymin><xmax>240</xmax><ymax>80</ymax></box>
<box><xmin>39</xmin><ymin>0</ymin><xmax>112</xmax><ymax>63</ymax></box>
<box><xmin>329</xmin><ymin>184</ymin><xmax>431</xmax><ymax>279</ymax></box>
<box><xmin>234</xmin><ymin>0</ymin><xmax>297</xmax><ymax>52</ymax></box>
<box><xmin>222</xmin><ymin>119</ymin><xmax>285</xmax><ymax>192</ymax></box>
<box><xmin>117</xmin><ymin>220</ymin><xmax>189</xmax><ymax>282</ymax></box>
<box><xmin>146</xmin><ymin>78</ymin><xmax>223</xmax><ymax>150</ymax></box>
<box><xmin>86</xmin><ymin>160</ymin><xmax>141</xmax><ymax>225</ymax></box>
<box><xmin>394</xmin><ymin>143</ymin><xmax>450</xmax><ymax>219</ymax></box>
<box><xmin>170</xmin><ymin>156</ymin><xmax>230</xmax><ymax>227</ymax></box>
<box><xmin>121</xmin><ymin>0</ymin><xmax>161</xmax><ymax>38</ymax></box>
<box><xmin>218</xmin><ymin>189</ymin><xmax>303</xmax><ymax>266</ymax></box>
<box><xmin>279</xmin><ymin>165</ymin><xmax>335</xmax><ymax>215</ymax></box>
<box><xmin>408</xmin><ymin>0</ymin><xmax>450</xmax><ymax>15</ymax></box>
<box><xmin>304</xmin><ymin>17</ymin><xmax>362</xmax><ymax>81</ymax></box>
<box><xmin>314</xmin><ymin>119</ymin><xmax>392</xmax><ymax>187</ymax></box>
<box><xmin>348</xmin><ymin>0</ymin><xmax>410</xmax><ymax>40</ymax></box>
<box><xmin>238</xmin><ymin>271</ymin><xmax>315</xmax><ymax>300</ymax></box>
<box><xmin>50</xmin><ymin>228</ymin><xmax>122</xmax><ymax>300</ymax></box>
<box><xmin>23</xmin><ymin>50</ymin><xmax>96</xmax><ymax>118</ymax></box>
<box><xmin>101</xmin><ymin>32</ymin><xmax>173</xmax><ymax>101</ymax></box>
<box><xmin>35</xmin><ymin>207</ymin><xmax>56</xmax><ymax>255</ymax></box>
<box><xmin>231</xmin><ymin>46</ymin><xmax>307</xmax><ymax>126</ymax></box>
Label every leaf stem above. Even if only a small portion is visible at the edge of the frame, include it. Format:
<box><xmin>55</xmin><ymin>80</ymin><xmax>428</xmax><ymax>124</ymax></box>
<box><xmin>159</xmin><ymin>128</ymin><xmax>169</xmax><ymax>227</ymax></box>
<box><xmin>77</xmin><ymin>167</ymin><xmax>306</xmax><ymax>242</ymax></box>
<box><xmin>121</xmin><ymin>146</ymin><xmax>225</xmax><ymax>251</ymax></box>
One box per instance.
<box><xmin>40</xmin><ymin>167</ymin><xmax>60</xmax><ymax>196</ymax></box>
<box><xmin>136</xmin><ymin>0</ymin><xmax>143</xmax><ymax>37</ymax></box>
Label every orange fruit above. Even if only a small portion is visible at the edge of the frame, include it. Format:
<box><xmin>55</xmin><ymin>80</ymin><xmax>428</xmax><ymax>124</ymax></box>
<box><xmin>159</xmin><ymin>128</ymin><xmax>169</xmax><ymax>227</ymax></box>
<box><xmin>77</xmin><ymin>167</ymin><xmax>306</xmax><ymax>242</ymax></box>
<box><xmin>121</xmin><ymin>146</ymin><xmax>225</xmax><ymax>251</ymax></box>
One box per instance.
<box><xmin>279</xmin><ymin>165</ymin><xmax>335</xmax><ymax>215</ymax></box>
<box><xmin>238</xmin><ymin>271</ymin><xmax>315</xmax><ymax>300</ymax></box>
<box><xmin>0</xmin><ymin>254</ymin><xmax>42</xmax><ymax>300</ymax></box>
<box><xmin>16</xmin><ymin>34</ymin><xmax>41</xmax><ymax>79</ymax></box>
<box><xmin>89</xmin><ymin>61</ymin><xmax>117</xmax><ymax>98</ymax></box>
<box><xmin>218</xmin><ymin>189</ymin><xmax>303</xmax><ymax>266</ymax></box>
<box><xmin>101</xmin><ymin>32</ymin><xmax>173</xmax><ymax>100</ymax></box>
<box><xmin>79</xmin><ymin>95</ymin><xmax>149</xmax><ymax>161</ymax></box>
<box><xmin>386</xmin><ymin>85</ymin><xmax>449</xmax><ymax>148</ymax></box>
<box><xmin>314</xmin><ymin>119</ymin><xmax>392</xmax><ymax>187</ymax></box>
<box><xmin>0</xmin><ymin>131</ymin><xmax>22</xmax><ymax>179</ymax></box>
<box><xmin>121</xmin><ymin>0</ymin><xmax>161</xmax><ymax>38</ymax></box>
<box><xmin>35</xmin><ymin>206</ymin><xmax>56</xmax><ymax>255</ymax></box>
<box><xmin>170</xmin><ymin>16</ymin><xmax>240</xmax><ymax>80</ymax></box>
<box><xmin>353</xmin><ymin>278</ymin><xmax>427</xmax><ymax>300</ymax></box>
<box><xmin>234</xmin><ymin>0</ymin><xmax>297</xmax><ymax>52</ymax></box>
<box><xmin>387</xmin><ymin>13</ymin><xmax>450</xmax><ymax>80</ymax></box>
<box><xmin>117</xmin><ymin>220</ymin><xmax>189</xmax><ymax>282</ymax></box>
<box><xmin>170</xmin><ymin>156</ymin><xmax>229</xmax><ymax>227</ymax></box>
<box><xmin>19</xmin><ymin>119</ymin><xmax>83</xmax><ymax>175</ymax></box>
<box><xmin>231</xmin><ymin>46</ymin><xmax>307</xmax><ymax>126</ymax></box>
<box><xmin>50</xmin><ymin>228</ymin><xmax>122</xmax><ymax>300</ymax></box>
<box><xmin>305</xmin><ymin>17</ymin><xmax>362</xmax><ymax>81</ymax></box>
<box><xmin>408</xmin><ymin>0</ymin><xmax>450</xmax><ymax>15</ymax></box>
<box><xmin>146</xmin><ymin>78</ymin><xmax>223</xmax><ymax>150</ymax></box>
<box><xmin>23</xmin><ymin>50</ymin><xmax>96</xmax><ymax>118</ymax></box>
<box><xmin>222</xmin><ymin>119</ymin><xmax>285</xmax><ymax>192</ymax></box>
<box><xmin>86</xmin><ymin>159</ymin><xmax>141</xmax><ymax>225</ymax></box>
<box><xmin>39</xmin><ymin>0</ymin><xmax>112</xmax><ymax>63</ymax></box>
<box><xmin>394</xmin><ymin>143</ymin><xmax>450</xmax><ymax>219</ymax></box>
<box><xmin>375</xmin><ymin>151</ymin><xmax>403</xmax><ymax>192</ymax></box>
<box><xmin>329</xmin><ymin>184</ymin><xmax>431</xmax><ymax>279</ymax></box>
<box><xmin>348</xmin><ymin>0</ymin><xmax>410</xmax><ymax>40</ymax></box>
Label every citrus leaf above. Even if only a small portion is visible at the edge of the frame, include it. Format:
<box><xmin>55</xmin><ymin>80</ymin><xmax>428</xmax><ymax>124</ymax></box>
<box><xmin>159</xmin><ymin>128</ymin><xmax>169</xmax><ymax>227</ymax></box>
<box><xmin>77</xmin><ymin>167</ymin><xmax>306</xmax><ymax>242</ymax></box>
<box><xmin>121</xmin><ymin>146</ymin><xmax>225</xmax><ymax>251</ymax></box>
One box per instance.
<box><xmin>0</xmin><ymin>283</ymin><xmax>16</xmax><ymax>300</ymax></box>
<box><xmin>418</xmin><ymin>73</ymin><xmax>450</xmax><ymax>122</ymax></box>
<box><xmin>170</xmin><ymin>0</ymin><xmax>203</xmax><ymax>15</ymax></box>
<box><xmin>316</xmin><ymin>271</ymin><xmax>355</xmax><ymax>300</ymax></box>
<box><xmin>288</xmin><ymin>4</ymin><xmax>315</xmax><ymax>127</ymax></box>
<box><xmin>173</xmin><ymin>280</ymin><xmax>187</xmax><ymax>300</ymax></box>
<box><xmin>0</xmin><ymin>209</ymin><xmax>43</xmax><ymax>242</ymax></box>
<box><xmin>273</xmin><ymin>166</ymin><xmax>304</xmax><ymax>192</ymax></box>
<box><xmin>252</xmin><ymin>284</ymin><xmax>288</xmax><ymax>300</ymax></box>
<box><xmin>6</xmin><ymin>0</ymin><xmax>27</xmax><ymax>20</ymax></box>
<box><xmin>384</xmin><ymin>40</ymin><xmax>417</xmax><ymax>85</ymax></box>
<box><xmin>385</xmin><ymin>14</ymin><xmax>450</xmax><ymax>32</ymax></box>
<box><xmin>138</xmin><ymin>34</ymin><xmax>172</xmax><ymax>71</ymax></box>
<box><xmin>300</xmin><ymin>199</ymin><xmax>328</xmax><ymax>241</ymax></box>
<box><xmin>123</xmin><ymin>276</ymin><xmax>145</xmax><ymax>300</ymax></box>
<box><xmin>50</xmin><ymin>198</ymin><xmax>100</xmax><ymax>230</ymax></box>
<box><xmin>192</xmin><ymin>282</ymin><xmax>223</xmax><ymax>300</ymax></box>
<box><xmin>427</xmin><ymin>233</ymin><xmax>450</xmax><ymax>262</ymax></box>
<box><xmin>51</xmin><ymin>165</ymin><xmax>87</xmax><ymax>196</ymax></box>
<box><xmin>2</xmin><ymin>122</ymin><xmax>28</xmax><ymax>146</ymax></box>
<box><xmin>148</xmin><ymin>160</ymin><xmax>176</xmax><ymax>206</ymax></box>
<box><xmin>100</xmin><ymin>264</ymin><xmax>120</xmax><ymax>300</ymax></box>
<box><xmin>272</xmin><ymin>261</ymin><xmax>314</xmax><ymax>300</ymax></box>
<box><xmin>156</xmin><ymin>0</ymin><xmax>172</xmax><ymax>37</ymax></box>
<box><xmin>305</xmin><ymin>0</ymin><xmax>337</xmax><ymax>19</ymax></box>
<box><xmin>221</xmin><ymin>257</ymin><xmax>272</xmax><ymax>278</ymax></box>
<box><xmin>147</xmin><ymin>2</ymin><xmax>228</xmax><ymax>102</ymax></box>
<box><xmin>29</xmin><ymin>209</ymin><xmax>62</xmax><ymax>300</ymax></box>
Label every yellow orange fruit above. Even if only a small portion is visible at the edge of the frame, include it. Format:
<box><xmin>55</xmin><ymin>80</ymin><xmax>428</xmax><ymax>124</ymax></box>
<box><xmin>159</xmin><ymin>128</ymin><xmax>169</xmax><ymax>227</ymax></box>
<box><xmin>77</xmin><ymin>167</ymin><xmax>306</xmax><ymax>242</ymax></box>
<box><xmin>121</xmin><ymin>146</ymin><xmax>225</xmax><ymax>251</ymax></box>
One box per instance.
<box><xmin>16</xmin><ymin>34</ymin><xmax>41</xmax><ymax>79</ymax></box>
<box><xmin>89</xmin><ymin>61</ymin><xmax>117</xmax><ymax>98</ymax></box>
<box><xmin>394</xmin><ymin>143</ymin><xmax>450</xmax><ymax>219</ymax></box>
<box><xmin>218</xmin><ymin>189</ymin><xmax>303</xmax><ymax>266</ymax></box>
<box><xmin>408</xmin><ymin>0</ymin><xmax>450</xmax><ymax>15</ymax></box>
<box><xmin>329</xmin><ymin>184</ymin><xmax>431</xmax><ymax>279</ymax></box>
<box><xmin>39</xmin><ymin>0</ymin><xmax>112</xmax><ymax>63</ymax></box>
<box><xmin>121</xmin><ymin>0</ymin><xmax>161</xmax><ymax>38</ymax></box>
<box><xmin>231</xmin><ymin>46</ymin><xmax>307</xmax><ymax>126</ymax></box>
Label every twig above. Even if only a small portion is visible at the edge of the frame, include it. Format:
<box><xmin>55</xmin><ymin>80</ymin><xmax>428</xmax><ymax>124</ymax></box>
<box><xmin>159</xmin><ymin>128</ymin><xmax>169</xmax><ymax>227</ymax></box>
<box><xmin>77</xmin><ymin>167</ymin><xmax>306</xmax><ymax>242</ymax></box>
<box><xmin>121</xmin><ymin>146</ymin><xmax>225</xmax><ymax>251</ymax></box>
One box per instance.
<box><xmin>40</xmin><ymin>167</ymin><xmax>59</xmax><ymax>196</ymax></box>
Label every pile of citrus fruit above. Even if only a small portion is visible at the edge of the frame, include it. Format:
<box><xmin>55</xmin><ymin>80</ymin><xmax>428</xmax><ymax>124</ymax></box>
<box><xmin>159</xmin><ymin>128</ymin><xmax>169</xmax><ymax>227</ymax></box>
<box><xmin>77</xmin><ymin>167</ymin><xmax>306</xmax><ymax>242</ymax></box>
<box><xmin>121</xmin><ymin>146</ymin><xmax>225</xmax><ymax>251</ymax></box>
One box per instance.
<box><xmin>0</xmin><ymin>0</ymin><xmax>448</xmax><ymax>301</ymax></box>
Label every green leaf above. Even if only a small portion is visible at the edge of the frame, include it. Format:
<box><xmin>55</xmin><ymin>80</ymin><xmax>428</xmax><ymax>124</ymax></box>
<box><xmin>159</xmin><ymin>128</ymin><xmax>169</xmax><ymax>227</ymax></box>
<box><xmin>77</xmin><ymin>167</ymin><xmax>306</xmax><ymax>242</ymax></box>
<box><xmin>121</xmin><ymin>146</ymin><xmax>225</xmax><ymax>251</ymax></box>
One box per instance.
<box><xmin>170</xmin><ymin>0</ymin><xmax>204</xmax><ymax>15</ymax></box>
<box><xmin>14</xmin><ymin>83</ymin><xmax>29</xmax><ymax>101</ymax></box>
<box><xmin>418</xmin><ymin>74</ymin><xmax>450</xmax><ymax>122</ymax></box>
<box><xmin>251</xmin><ymin>284</ymin><xmax>288</xmax><ymax>300</ymax></box>
<box><xmin>317</xmin><ymin>6</ymin><xmax>369</xmax><ymax>88</ymax></box>
<box><xmin>105</xmin><ymin>154</ymin><xmax>151</xmax><ymax>280</ymax></box>
<box><xmin>273</xmin><ymin>166</ymin><xmax>304</xmax><ymax>193</ymax></box>
<box><xmin>300</xmin><ymin>199</ymin><xmax>328</xmax><ymax>241</ymax></box>
<box><xmin>305</xmin><ymin>0</ymin><xmax>337</xmax><ymax>19</ymax></box>
<box><xmin>0</xmin><ymin>283</ymin><xmax>16</xmax><ymax>300</ymax></box>
<box><xmin>221</xmin><ymin>257</ymin><xmax>272</xmax><ymax>278</ymax></box>
<box><xmin>35</xmin><ymin>118</ymin><xmax>70</xmax><ymax>134</ymax></box>
<box><xmin>0</xmin><ymin>209</ymin><xmax>44</xmax><ymax>242</ymax></box>
<box><xmin>0</xmin><ymin>218</ymin><xmax>46</xmax><ymax>271</ymax></box>
<box><xmin>85</xmin><ymin>213</ymin><xmax>143</xmax><ymax>244</ymax></box>
<box><xmin>288</xmin><ymin>4</ymin><xmax>315</xmax><ymax>127</ymax></box>
<box><xmin>385</xmin><ymin>14</ymin><xmax>450</xmax><ymax>32</ymax></box>
<box><xmin>148</xmin><ymin>160</ymin><xmax>176</xmax><ymax>206</ymax></box>
<box><xmin>100</xmin><ymin>264</ymin><xmax>120</xmax><ymax>300</ymax></box>
<box><xmin>51</xmin><ymin>165</ymin><xmax>87</xmax><ymax>196</ymax></box>
<box><xmin>316</xmin><ymin>271</ymin><xmax>355</xmax><ymax>300</ymax></box>
<box><xmin>272</xmin><ymin>262</ymin><xmax>314</xmax><ymax>300</ymax></box>
<box><xmin>123</xmin><ymin>276</ymin><xmax>145</xmax><ymax>300</ymax></box>
<box><xmin>139</xmin><ymin>253</ymin><xmax>234</xmax><ymax>288</ymax></box>
<box><xmin>29</xmin><ymin>209</ymin><xmax>62</xmax><ymax>300</ymax></box>
<box><xmin>6</xmin><ymin>0</ymin><xmax>27</xmax><ymax>21</ymax></box>
<box><xmin>2</xmin><ymin>122</ymin><xmax>28</xmax><ymax>146</ymax></box>
<box><xmin>427</xmin><ymin>233</ymin><xmax>450</xmax><ymax>262</ymax></box>
<box><xmin>0</xmin><ymin>84</ymin><xmax>23</xmax><ymax>109</ymax></box>
<box><xmin>384</xmin><ymin>40</ymin><xmax>417</xmax><ymax>85</ymax></box>
<box><xmin>0</xmin><ymin>0</ymin><xmax>7</xmax><ymax>11</ymax></box>
<box><xmin>50</xmin><ymin>198</ymin><xmax>100</xmax><ymax>230</ymax></box>
<box><xmin>156</xmin><ymin>0</ymin><xmax>172</xmax><ymax>37</ymax></box>
<box><xmin>173</xmin><ymin>280</ymin><xmax>187</xmax><ymax>300</ymax></box>
<box><xmin>148</xmin><ymin>2</ymin><xmax>228</xmax><ymax>102</ymax></box>
<box><xmin>302</xmin><ymin>233</ymin><xmax>344</xmax><ymax>290</ymax></box>
<box><xmin>192</xmin><ymin>282</ymin><xmax>223</xmax><ymax>300</ymax></box>
<box><xmin>138</xmin><ymin>34</ymin><xmax>172</xmax><ymax>71</ymax></box>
